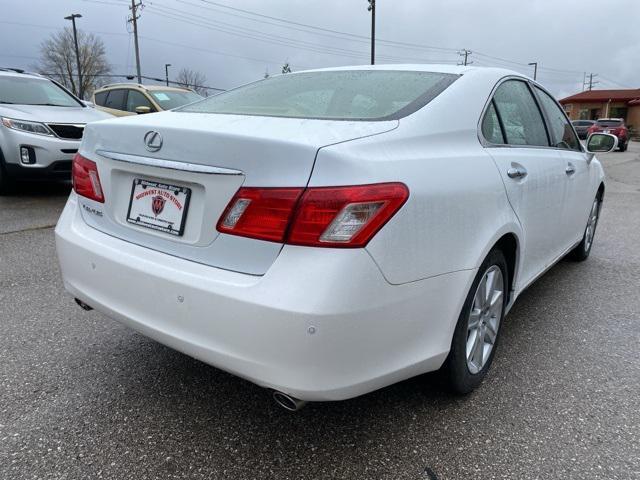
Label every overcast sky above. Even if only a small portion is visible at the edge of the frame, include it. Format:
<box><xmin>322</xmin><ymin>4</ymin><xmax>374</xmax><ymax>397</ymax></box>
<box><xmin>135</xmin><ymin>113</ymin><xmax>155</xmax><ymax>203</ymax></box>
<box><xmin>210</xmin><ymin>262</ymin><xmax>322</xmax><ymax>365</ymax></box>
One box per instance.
<box><xmin>1</xmin><ymin>0</ymin><xmax>638</xmax><ymax>98</ymax></box>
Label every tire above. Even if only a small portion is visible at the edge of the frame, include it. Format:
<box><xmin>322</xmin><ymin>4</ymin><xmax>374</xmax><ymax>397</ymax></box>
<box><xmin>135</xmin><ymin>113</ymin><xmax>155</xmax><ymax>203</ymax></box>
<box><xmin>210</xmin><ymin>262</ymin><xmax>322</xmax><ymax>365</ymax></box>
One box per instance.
<box><xmin>568</xmin><ymin>194</ymin><xmax>602</xmax><ymax>261</ymax></box>
<box><xmin>619</xmin><ymin>141</ymin><xmax>628</xmax><ymax>152</ymax></box>
<box><xmin>0</xmin><ymin>149</ymin><xmax>14</xmax><ymax>195</ymax></box>
<box><xmin>444</xmin><ymin>249</ymin><xmax>508</xmax><ymax>394</ymax></box>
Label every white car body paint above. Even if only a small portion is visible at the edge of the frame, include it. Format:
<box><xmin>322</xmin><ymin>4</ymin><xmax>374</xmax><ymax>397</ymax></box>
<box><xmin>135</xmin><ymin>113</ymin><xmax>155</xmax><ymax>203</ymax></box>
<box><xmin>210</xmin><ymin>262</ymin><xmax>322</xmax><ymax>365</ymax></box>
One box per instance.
<box><xmin>55</xmin><ymin>65</ymin><xmax>605</xmax><ymax>401</ymax></box>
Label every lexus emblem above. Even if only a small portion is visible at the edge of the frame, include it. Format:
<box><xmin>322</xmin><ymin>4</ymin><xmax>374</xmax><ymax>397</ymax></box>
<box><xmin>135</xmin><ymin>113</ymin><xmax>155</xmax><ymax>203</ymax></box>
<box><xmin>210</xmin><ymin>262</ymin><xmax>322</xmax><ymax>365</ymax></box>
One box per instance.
<box><xmin>144</xmin><ymin>130</ymin><xmax>163</xmax><ymax>152</ymax></box>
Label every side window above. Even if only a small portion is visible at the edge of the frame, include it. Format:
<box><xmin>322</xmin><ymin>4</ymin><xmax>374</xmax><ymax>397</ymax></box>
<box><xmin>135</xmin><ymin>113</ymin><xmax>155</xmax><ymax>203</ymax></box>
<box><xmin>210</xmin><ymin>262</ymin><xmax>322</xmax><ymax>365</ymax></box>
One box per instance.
<box><xmin>534</xmin><ymin>87</ymin><xmax>581</xmax><ymax>151</ymax></box>
<box><xmin>94</xmin><ymin>91</ymin><xmax>108</xmax><ymax>106</ymax></box>
<box><xmin>492</xmin><ymin>80</ymin><xmax>549</xmax><ymax>147</ymax></box>
<box><xmin>104</xmin><ymin>89</ymin><xmax>127</xmax><ymax>111</ymax></box>
<box><xmin>481</xmin><ymin>101</ymin><xmax>505</xmax><ymax>144</ymax></box>
<box><xmin>126</xmin><ymin>90</ymin><xmax>155</xmax><ymax>113</ymax></box>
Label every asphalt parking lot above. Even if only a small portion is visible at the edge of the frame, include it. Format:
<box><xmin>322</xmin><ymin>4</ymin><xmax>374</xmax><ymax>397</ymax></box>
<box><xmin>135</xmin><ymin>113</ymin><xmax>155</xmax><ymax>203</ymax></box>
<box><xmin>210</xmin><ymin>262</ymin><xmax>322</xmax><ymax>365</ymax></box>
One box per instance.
<box><xmin>1</xmin><ymin>145</ymin><xmax>639</xmax><ymax>480</ymax></box>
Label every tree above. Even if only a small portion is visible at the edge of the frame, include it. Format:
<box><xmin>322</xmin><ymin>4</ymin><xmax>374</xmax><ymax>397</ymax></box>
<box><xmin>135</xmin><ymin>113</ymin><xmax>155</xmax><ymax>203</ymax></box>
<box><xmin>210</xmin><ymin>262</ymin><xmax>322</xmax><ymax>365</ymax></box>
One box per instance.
<box><xmin>36</xmin><ymin>27</ymin><xmax>111</xmax><ymax>99</ymax></box>
<box><xmin>175</xmin><ymin>68</ymin><xmax>208</xmax><ymax>96</ymax></box>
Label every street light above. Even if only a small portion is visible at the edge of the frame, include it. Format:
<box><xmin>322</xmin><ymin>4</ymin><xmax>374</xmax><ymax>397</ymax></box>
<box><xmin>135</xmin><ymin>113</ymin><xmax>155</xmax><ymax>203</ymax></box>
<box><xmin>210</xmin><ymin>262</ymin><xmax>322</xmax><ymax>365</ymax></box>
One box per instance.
<box><xmin>64</xmin><ymin>14</ymin><xmax>83</xmax><ymax>99</ymax></box>
<box><xmin>165</xmin><ymin>63</ymin><xmax>171</xmax><ymax>87</ymax></box>
<box><xmin>367</xmin><ymin>0</ymin><xmax>375</xmax><ymax>65</ymax></box>
<box><xmin>528</xmin><ymin>62</ymin><xmax>538</xmax><ymax>81</ymax></box>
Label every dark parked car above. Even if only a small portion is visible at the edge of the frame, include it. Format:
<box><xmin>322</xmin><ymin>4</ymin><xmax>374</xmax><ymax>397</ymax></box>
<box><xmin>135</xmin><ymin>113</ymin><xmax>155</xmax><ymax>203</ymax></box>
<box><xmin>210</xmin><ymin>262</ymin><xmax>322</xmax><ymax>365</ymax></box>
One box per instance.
<box><xmin>572</xmin><ymin>119</ymin><xmax>595</xmax><ymax>140</ymax></box>
<box><xmin>588</xmin><ymin>118</ymin><xmax>629</xmax><ymax>151</ymax></box>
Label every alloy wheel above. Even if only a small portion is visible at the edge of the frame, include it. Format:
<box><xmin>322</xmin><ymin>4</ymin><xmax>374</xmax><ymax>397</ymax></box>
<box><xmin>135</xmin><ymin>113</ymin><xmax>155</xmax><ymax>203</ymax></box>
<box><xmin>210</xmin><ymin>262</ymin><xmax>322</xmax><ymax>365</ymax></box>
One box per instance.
<box><xmin>466</xmin><ymin>265</ymin><xmax>504</xmax><ymax>374</ymax></box>
<box><xmin>584</xmin><ymin>198</ymin><xmax>600</xmax><ymax>252</ymax></box>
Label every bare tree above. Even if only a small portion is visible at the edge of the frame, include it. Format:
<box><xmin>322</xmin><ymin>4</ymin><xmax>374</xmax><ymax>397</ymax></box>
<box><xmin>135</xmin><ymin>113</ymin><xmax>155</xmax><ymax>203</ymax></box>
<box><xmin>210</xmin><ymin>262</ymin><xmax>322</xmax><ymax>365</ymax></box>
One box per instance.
<box><xmin>36</xmin><ymin>27</ymin><xmax>111</xmax><ymax>99</ymax></box>
<box><xmin>175</xmin><ymin>68</ymin><xmax>208</xmax><ymax>96</ymax></box>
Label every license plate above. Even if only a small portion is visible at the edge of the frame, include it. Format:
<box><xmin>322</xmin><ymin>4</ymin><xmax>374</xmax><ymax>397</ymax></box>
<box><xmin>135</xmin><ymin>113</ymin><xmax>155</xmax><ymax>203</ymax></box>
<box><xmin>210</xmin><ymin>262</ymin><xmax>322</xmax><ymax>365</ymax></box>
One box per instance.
<box><xmin>603</xmin><ymin>129</ymin><xmax>610</xmax><ymax>133</ymax></box>
<box><xmin>126</xmin><ymin>179</ymin><xmax>191</xmax><ymax>236</ymax></box>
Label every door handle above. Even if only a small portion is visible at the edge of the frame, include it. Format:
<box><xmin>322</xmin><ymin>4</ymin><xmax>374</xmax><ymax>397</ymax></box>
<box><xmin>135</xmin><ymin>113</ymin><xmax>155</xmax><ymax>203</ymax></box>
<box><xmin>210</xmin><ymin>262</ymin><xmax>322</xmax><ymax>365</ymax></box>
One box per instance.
<box><xmin>565</xmin><ymin>163</ymin><xmax>576</xmax><ymax>175</ymax></box>
<box><xmin>507</xmin><ymin>167</ymin><xmax>527</xmax><ymax>179</ymax></box>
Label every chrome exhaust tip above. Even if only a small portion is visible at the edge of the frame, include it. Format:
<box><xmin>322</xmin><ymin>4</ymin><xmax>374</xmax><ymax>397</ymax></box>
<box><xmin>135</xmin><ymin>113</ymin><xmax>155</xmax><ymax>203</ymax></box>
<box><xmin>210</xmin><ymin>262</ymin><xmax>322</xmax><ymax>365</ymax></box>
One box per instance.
<box><xmin>272</xmin><ymin>391</ymin><xmax>307</xmax><ymax>411</ymax></box>
<box><xmin>74</xmin><ymin>298</ymin><xmax>93</xmax><ymax>311</ymax></box>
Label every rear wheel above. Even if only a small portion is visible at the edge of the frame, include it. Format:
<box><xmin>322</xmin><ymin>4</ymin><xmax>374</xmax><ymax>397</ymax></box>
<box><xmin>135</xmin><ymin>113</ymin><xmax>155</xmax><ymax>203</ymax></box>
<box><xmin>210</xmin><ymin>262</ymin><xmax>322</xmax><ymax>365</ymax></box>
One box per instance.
<box><xmin>619</xmin><ymin>141</ymin><xmax>628</xmax><ymax>152</ymax></box>
<box><xmin>569</xmin><ymin>194</ymin><xmax>601</xmax><ymax>261</ymax></box>
<box><xmin>444</xmin><ymin>249</ymin><xmax>507</xmax><ymax>394</ymax></box>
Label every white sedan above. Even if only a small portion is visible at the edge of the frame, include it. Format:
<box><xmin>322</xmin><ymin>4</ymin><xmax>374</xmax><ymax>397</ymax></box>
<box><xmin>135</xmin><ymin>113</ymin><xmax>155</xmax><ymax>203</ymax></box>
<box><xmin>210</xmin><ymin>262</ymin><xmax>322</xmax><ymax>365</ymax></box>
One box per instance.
<box><xmin>55</xmin><ymin>65</ymin><xmax>615</xmax><ymax>410</ymax></box>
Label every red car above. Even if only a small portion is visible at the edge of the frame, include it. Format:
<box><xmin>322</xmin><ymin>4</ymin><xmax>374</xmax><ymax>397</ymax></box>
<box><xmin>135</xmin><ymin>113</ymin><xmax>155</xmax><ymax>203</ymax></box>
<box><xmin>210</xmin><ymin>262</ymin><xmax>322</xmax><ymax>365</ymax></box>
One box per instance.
<box><xmin>588</xmin><ymin>118</ymin><xmax>629</xmax><ymax>151</ymax></box>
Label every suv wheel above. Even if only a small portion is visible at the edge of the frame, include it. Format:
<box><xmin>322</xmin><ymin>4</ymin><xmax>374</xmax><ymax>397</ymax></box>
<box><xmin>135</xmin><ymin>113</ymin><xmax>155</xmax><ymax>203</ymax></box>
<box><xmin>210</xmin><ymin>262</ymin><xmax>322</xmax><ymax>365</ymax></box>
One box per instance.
<box><xmin>0</xmin><ymin>150</ymin><xmax>14</xmax><ymax>195</ymax></box>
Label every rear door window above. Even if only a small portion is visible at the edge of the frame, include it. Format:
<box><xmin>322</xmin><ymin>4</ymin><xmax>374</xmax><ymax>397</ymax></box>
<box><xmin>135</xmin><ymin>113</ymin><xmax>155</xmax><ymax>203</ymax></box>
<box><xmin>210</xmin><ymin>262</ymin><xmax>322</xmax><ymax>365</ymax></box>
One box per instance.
<box><xmin>481</xmin><ymin>101</ymin><xmax>505</xmax><ymax>144</ymax></box>
<box><xmin>104</xmin><ymin>89</ymin><xmax>127</xmax><ymax>111</ymax></box>
<box><xmin>534</xmin><ymin>87</ymin><xmax>581</xmax><ymax>151</ymax></box>
<box><xmin>492</xmin><ymin>80</ymin><xmax>549</xmax><ymax>147</ymax></box>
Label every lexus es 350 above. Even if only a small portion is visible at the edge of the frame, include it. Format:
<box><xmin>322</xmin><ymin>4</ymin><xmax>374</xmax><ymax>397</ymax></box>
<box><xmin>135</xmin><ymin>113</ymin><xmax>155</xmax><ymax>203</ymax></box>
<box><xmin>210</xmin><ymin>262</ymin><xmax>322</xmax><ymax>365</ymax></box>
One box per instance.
<box><xmin>55</xmin><ymin>66</ymin><xmax>616</xmax><ymax>410</ymax></box>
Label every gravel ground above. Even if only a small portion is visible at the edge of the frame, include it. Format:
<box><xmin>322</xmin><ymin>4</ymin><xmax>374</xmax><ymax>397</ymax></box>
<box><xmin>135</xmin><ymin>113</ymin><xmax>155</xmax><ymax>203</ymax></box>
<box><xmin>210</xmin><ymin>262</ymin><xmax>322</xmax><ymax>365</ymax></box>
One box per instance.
<box><xmin>1</xmin><ymin>145</ymin><xmax>639</xmax><ymax>480</ymax></box>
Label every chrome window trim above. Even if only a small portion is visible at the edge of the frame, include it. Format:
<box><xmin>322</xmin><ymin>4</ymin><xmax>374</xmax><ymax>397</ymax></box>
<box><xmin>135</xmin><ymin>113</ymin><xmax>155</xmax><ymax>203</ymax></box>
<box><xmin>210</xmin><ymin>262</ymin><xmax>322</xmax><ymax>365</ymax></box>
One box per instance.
<box><xmin>95</xmin><ymin>149</ymin><xmax>244</xmax><ymax>175</ymax></box>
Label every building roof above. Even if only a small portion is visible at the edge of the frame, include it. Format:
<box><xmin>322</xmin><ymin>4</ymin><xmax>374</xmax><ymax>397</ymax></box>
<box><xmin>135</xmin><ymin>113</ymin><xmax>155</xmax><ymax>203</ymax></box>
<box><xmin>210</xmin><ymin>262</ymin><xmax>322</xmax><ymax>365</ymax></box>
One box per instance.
<box><xmin>560</xmin><ymin>89</ymin><xmax>640</xmax><ymax>104</ymax></box>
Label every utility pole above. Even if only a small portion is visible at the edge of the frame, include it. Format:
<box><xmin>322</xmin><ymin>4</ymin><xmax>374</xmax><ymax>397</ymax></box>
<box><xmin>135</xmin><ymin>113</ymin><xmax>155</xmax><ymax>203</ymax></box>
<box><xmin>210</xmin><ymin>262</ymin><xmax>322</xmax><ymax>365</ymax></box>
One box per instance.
<box><xmin>458</xmin><ymin>49</ymin><xmax>472</xmax><ymax>66</ymax></box>
<box><xmin>587</xmin><ymin>73</ymin><xmax>599</xmax><ymax>91</ymax></box>
<box><xmin>528</xmin><ymin>62</ymin><xmax>538</xmax><ymax>80</ymax></box>
<box><xmin>64</xmin><ymin>14</ymin><xmax>83</xmax><ymax>99</ymax></box>
<box><xmin>367</xmin><ymin>0</ymin><xmax>375</xmax><ymax>65</ymax></box>
<box><xmin>129</xmin><ymin>0</ymin><xmax>143</xmax><ymax>84</ymax></box>
<box><xmin>164</xmin><ymin>63</ymin><xmax>171</xmax><ymax>86</ymax></box>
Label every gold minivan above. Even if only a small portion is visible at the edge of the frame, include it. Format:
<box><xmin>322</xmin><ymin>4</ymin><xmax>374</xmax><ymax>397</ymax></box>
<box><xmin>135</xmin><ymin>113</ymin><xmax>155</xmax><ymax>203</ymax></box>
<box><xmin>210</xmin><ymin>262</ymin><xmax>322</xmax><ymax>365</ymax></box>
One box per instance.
<box><xmin>92</xmin><ymin>83</ymin><xmax>203</xmax><ymax>117</ymax></box>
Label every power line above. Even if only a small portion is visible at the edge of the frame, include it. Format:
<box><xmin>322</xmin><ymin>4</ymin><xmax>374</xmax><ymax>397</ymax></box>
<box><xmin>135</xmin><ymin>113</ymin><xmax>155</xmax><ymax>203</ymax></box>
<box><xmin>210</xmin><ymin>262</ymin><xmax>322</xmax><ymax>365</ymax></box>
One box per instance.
<box><xmin>144</xmin><ymin>4</ymin><xmax>457</xmax><ymax>64</ymax></box>
<box><xmin>458</xmin><ymin>49</ymin><xmax>472</xmax><ymax>66</ymax></box>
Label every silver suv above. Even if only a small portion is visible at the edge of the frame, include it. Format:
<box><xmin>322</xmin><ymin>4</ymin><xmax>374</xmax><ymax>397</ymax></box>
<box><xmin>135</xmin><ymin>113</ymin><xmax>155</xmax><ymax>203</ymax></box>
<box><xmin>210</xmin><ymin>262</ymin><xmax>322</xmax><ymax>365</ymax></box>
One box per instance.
<box><xmin>0</xmin><ymin>68</ymin><xmax>111</xmax><ymax>193</ymax></box>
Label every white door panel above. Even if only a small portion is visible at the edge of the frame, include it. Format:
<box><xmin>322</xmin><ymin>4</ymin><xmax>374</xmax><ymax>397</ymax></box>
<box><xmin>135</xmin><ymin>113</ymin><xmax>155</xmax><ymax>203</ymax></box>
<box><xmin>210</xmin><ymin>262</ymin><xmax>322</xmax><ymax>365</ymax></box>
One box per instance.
<box><xmin>561</xmin><ymin>150</ymin><xmax>596</xmax><ymax>246</ymax></box>
<box><xmin>487</xmin><ymin>147</ymin><xmax>568</xmax><ymax>288</ymax></box>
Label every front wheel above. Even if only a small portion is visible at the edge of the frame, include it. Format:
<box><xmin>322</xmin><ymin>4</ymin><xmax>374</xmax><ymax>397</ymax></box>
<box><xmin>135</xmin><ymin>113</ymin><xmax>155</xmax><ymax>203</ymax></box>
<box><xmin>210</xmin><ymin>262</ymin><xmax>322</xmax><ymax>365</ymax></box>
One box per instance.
<box><xmin>0</xmin><ymin>162</ymin><xmax>13</xmax><ymax>195</ymax></box>
<box><xmin>444</xmin><ymin>249</ymin><xmax>507</xmax><ymax>394</ymax></box>
<box><xmin>568</xmin><ymin>194</ymin><xmax>601</xmax><ymax>261</ymax></box>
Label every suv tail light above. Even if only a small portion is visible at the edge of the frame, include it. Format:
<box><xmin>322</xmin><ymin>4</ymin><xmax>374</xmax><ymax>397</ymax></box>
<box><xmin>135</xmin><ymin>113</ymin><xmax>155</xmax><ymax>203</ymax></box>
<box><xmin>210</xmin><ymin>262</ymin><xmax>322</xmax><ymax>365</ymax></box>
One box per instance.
<box><xmin>72</xmin><ymin>153</ymin><xmax>104</xmax><ymax>203</ymax></box>
<box><xmin>217</xmin><ymin>183</ymin><xmax>409</xmax><ymax>248</ymax></box>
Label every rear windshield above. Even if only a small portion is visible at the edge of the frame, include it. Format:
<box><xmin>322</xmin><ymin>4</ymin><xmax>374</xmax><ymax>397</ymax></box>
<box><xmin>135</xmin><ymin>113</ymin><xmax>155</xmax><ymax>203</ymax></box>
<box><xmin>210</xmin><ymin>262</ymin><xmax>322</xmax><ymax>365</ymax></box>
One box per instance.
<box><xmin>572</xmin><ymin>120</ymin><xmax>594</xmax><ymax>126</ymax></box>
<box><xmin>178</xmin><ymin>70</ymin><xmax>458</xmax><ymax>121</ymax></box>
<box><xmin>596</xmin><ymin>119</ymin><xmax>623</xmax><ymax>127</ymax></box>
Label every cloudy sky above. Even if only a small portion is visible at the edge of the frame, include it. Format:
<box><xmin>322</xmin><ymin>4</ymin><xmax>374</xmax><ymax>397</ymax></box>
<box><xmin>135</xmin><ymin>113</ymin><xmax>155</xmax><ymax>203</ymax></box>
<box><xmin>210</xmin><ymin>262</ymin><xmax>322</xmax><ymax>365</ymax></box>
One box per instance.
<box><xmin>1</xmin><ymin>0</ymin><xmax>638</xmax><ymax>98</ymax></box>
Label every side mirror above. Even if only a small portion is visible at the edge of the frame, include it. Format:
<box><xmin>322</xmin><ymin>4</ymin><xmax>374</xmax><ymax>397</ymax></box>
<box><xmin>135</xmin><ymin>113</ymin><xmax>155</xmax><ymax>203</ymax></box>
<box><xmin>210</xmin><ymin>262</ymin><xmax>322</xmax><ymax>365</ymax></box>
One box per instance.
<box><xmin>135</xmin><ymin>106</ymin><xmax>151</xmax><ymax>115</ymax></box>
<box><xmin>586</xmin><ymin>133</ymin><xmax>618</xmax><ymax>153</ymax></box>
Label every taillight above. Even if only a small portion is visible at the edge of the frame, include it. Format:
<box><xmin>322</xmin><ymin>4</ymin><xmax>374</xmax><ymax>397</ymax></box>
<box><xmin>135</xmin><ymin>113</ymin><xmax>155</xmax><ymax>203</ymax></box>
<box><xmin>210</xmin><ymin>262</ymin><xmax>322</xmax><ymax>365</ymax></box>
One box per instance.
<box><xmin>217</xmin><ymin>183</ymin><xmax>409</xmax><ymax>248</ymax></box>
<box><xmin>217</xmin><ymin>187</ymin><xmax>303</xmax><ymax>242</ymax></box>
<box><xmin>72</xmin><ymin>153</ymin><xmax>104</xmax><ymax>203</ymax></box>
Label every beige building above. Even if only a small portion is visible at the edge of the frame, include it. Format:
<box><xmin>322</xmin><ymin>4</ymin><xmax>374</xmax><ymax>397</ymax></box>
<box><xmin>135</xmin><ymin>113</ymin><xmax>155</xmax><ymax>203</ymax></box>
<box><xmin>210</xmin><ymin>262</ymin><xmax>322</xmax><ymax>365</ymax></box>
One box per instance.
<box><xmin>560</xmin><ymin>89</ymin><xmax>640</xmax><ymax>131</ymax></box>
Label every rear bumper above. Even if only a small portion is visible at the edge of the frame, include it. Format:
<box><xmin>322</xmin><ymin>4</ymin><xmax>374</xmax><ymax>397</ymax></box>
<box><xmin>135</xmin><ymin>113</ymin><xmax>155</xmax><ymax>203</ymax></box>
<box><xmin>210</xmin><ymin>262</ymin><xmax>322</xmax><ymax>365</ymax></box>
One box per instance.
<box><xmin>55</xmin><ymin>193</ymin><xmax>475</xmax><ymax>401</ymax></box>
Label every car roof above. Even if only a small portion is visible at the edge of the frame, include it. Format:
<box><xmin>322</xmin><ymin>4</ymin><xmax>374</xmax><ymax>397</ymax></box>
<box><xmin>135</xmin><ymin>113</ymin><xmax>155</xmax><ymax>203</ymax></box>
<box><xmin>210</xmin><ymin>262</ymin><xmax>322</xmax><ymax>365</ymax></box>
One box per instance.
<box><xmin>293</xmin><ymin>63</ymin><xmax>519</xmax><ymax>77</ymax></box>
<box><xmin>0</xmin><ymin>68</ymin><xmax>46</xmax><ymax>80</ymax></box>
<box><xmin>95</xmin><ymin>83</ymin><xmax>193</xmax><ymax>93</ymax></box>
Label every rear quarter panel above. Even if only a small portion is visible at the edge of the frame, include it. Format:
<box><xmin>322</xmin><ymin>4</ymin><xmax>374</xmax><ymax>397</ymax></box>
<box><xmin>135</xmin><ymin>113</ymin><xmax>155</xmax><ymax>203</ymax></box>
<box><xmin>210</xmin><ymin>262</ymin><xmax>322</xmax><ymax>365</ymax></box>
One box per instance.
<box><xmin>310</xmin><ymin>72</ymin><xmax>522</xmax><ymax>285</ymax></box>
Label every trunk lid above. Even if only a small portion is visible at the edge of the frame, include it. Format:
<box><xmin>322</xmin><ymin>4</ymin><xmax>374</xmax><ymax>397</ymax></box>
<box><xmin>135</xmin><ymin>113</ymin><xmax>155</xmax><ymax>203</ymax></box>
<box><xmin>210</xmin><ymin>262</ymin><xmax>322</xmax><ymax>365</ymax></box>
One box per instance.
<box><xmin>78</xmin><ymin>111</ymin><xmax>397</xmax><ymax>275</ymax></box>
